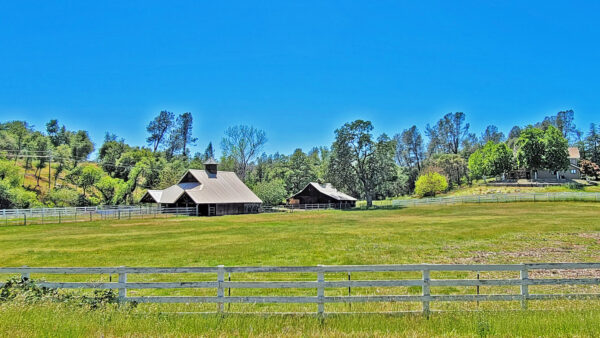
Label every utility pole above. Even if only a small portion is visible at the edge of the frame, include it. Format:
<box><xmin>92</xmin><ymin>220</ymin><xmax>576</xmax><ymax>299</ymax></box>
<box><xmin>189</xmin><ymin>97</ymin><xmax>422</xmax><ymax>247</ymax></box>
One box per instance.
<box><xmin>48</xmin><ymin>151</ymin><xmax>52</xmax><ymax>190</ymax></box>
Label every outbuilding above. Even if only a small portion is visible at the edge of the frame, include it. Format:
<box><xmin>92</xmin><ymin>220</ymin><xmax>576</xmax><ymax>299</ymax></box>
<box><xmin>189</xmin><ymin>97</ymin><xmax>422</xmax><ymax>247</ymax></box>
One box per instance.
<box><xmin>140</xmin><ymin>160</ymin><xmax>262</xmax><ymax>216</ymax></box>
<box><xmin>288</xmin><ymin>182</ymin><xmax>356</xmax><ymax>208</ymax></box>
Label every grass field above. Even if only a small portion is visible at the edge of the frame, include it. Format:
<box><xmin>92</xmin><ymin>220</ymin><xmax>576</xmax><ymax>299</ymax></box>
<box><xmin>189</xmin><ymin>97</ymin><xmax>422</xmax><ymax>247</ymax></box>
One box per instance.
<box><xmin>1</xmin><ymin>202</ymin><xmax>600</xmax><ymax>336</ymax></box>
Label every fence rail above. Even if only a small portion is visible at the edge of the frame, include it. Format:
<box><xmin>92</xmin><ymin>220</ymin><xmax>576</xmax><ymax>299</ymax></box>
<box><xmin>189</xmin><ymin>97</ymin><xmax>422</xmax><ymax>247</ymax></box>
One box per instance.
<box><xmin>2</xmin><ymin>192</ymin><xmax>600</xmax><ymax>225</ymax></box>
<box><xmin>0</xmin><ymin>206</ymin><xmax>195</xmax><ymax>226</ymax></box>
<box><xmin>260</xmin><ymin>203</ymin><xmax>345</xmax><ymax>213</ymax></box>
<box><xmin>391</xmin><ymin>192</ymin><xmax>600</xmax><ymax>208</ymax></box>
<box><xmin>2</xmin><ymin>263</ymin><xmax>600</xmax><ymax>315</ymax></box>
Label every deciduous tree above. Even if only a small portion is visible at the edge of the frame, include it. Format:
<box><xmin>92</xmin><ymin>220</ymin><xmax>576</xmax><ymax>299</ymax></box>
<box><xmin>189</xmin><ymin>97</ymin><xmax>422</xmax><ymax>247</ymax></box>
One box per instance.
<box><xmin>221</xmin><ymin>125</ymin><xmax>267</xmax><ymax>181</ymax></box>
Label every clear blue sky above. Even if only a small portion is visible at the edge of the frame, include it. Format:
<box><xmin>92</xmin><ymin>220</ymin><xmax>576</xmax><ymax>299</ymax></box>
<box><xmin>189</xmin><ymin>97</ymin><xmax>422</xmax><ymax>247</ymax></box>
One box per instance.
<box><xmin>1</xmin><ymin>1</ymin><xmax>599</xmax><ymax>157</ymax></box>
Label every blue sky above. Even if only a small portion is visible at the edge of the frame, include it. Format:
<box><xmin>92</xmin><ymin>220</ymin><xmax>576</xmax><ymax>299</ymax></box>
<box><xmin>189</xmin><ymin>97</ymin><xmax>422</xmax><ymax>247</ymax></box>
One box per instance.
<box><xmin>1</xmin><ymin>1</ymin><xmax>599</xmax><ymax>157</ymax></box>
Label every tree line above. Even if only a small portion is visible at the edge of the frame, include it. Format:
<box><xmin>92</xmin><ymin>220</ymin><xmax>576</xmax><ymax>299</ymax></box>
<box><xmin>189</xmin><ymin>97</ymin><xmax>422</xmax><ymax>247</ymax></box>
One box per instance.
<box><xmin>1</xmin><ymin>109</ymin><xmax>599</xmax><ymax>209</ymax></box>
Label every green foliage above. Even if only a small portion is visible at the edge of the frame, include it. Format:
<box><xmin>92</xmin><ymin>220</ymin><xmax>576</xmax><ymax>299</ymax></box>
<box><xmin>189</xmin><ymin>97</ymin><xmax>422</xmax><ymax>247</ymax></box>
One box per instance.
<box><xmin>468</xmin><ymin>141</ymin><xmax>513</xmax><ymax>180</ymax></box>
<box><xmin>166</xmin><ymin>112</ymin><xmax>197</xmax><ymax>158</ymax></box>
<box><xmin>66</xmin><ymin>165</ymin><xmax>103</xmax><ymax>196</ymax></box>
<box><xmin>96</xmin><ymin>176</ymin><xmax>128</xmax><ymax>205</ymax></box>
<box><xmin>70</xmin><ymin>130</ymin><xmax>94</xmax><ymax>165</ymax></box>
<box><xmin>146</xmin><ymin>110</ymin><xmax>174</xmax><ymax>152</ymax></box>
<box><xmin>99</xmin><ymin>139</ymin><xmax>129</xmax><ymax>176</ymax></box>
<box><xmin>394</xmin><ymin>125</ymin><xmax>424</xmax><ymax>171</ymax></box>
<box><xmin>0</xmin><ymin>183</ymin><xmax>39</xmax><ymax>209</ymax></box>
<box><xmin>44</xmin><ymin>188</ymin><xmax>80</xmax><ymax>207</ymax></box>
<box><xmin>414</xmin><ymin>171</ymin><xmax>448</xmax><ymax>197</ymax></box>
<box><xmin>0</xmin><ymin>159</ymin><xmax>22</xmax><ymax>187</ymax></box>
<box><xmin>425</xmin><ymin>112</ymin><xmax>470</xmax><ymax>155</ymax></box>
<box><xmin>328</xmin><ymin>120</ymin><xmax>399</xmax><ymax>206</ymax></box>
<box><xmin>424</xmin><ymin>153</ymin><xmax>467</xmax><ymax>187</ymax></box>
<box><xmin>52</xmin><ymin>144</ymin><xmax>72</xmax><ymax>187</ymax></box>
<box><xmin>543</xmin><ymin>125</ymin><xmax>570</xmax><ymax>172</ymax></box>
<box><xmin>0</xmin><ymin>277</ymin><xmax>59</xmax><ymax>303</ymax></box>
<box><xmin>516</xmin><ymin>127</ymin><xmax>545</xmax><ymax>170</ymax></box>
<box><xmin>157</xmin><ymin>160</ymin><xmax>187</xmax><ymax>189</ymax></box>
<box><xmin>285</xmin><ymin>149</ymin><xmax>317</xmax><ymax>194</ymax></box>
<box><xmin>1</xmin><ymin>277</ymin><xmax>119</xmax><ymax>310</ymax></box>
<box><xmin>251</xmin><ymin>179</ymin><xmax>288</xmax><ymax>205</ymax></box>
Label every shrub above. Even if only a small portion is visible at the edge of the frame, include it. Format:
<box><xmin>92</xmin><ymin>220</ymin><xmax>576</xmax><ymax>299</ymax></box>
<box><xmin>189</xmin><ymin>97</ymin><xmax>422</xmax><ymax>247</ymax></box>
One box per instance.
<box><xmin>44</xmin><ymin>188</ymin><xmax>80</xmax><ymax>207</ymax></box>
<box><xmin>414</xmin><ymin>172</ymin><xmax>448</xmax><ymax>197</ymax></box>
<box><xmin>0</xmin><ymin>181</ymin><xmax>40</xmax><ymax>209</ymax></box>
<box><xmin>1</xmin><ymin>277</ymin><xmax>120</xmax><ymax>309</ymax></box>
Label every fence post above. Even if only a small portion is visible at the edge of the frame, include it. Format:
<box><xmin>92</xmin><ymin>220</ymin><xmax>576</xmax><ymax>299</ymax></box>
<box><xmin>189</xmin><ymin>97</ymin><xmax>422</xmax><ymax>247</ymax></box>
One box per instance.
<box><xmin>422</xmin><ymin>269</ymin><xmax>430</xmax><ymax>317</ymax></box>
<box><xmin>228</xmin><ymin>273</ymin><xmax>232</xmax><ymax>311</ymax></box>
<box><xmin>217</xmin><ymin>265</ymin><xmax>225</xmax><ymax>313</ymax></box>
<box><xmin>520</xmin><ymin>265</ymin><xmax>529</xmax><ymax>310</ymax></box>
<box><xmin>58</xmin><ymin>211</ymin><xmax>61</xmax><ymax>224</ymax></box>
<box><xmin>348</xmin><ymin>272</ymin><xmax>352</xmax><ymax>310</ymax></box>
<box><xmin>89</xmin><ymin>211</ymin><xmax>92</xmax><ymax>222</ymax></box>
<box><xmin>23</xmin><ymin>214</ymin><xmax>26</xmax><ymax>226</ymax></box>
<box><xmin>21</xmin><ymin>265</ymin><xmax>29</xmax><ymax>282</ymax></box>
<box><xmin>317</xmin><ymin>265</ymin><xmax>325</xmax><ymax>316</ymax></box>
<box><xmin>118</xmin><ymin>267</ymin><xmax>127</xmax><ymax>302</ymax></box>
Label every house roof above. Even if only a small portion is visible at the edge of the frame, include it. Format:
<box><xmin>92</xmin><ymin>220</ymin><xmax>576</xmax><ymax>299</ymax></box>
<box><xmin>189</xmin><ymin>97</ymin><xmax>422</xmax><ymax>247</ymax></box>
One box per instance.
<box><xmin>144</xmin><ymin>190</ymin><xmax>163</xmax><ymax>202</ymax></box>
<box><xmin>292</xmin><ymin>182</ymin><xmax>357</xmax><ymax>201</ymax></box>
<box><xmin>140</xmin><ymin>170</ymin><xmax>262</xmax><ymax>204</ymax></box>
<box><xmin>568</xmin><ymin>147</ymin><xmax>580</xmax><ymax>159</ymax></box>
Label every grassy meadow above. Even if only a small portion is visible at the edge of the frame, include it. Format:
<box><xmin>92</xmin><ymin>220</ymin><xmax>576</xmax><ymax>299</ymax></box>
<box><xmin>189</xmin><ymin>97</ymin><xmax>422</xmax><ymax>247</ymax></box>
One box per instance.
<box><xmin>1</xmin><ymin>202</ymin><xmax>600</xmax><ymax>336</ymax></box>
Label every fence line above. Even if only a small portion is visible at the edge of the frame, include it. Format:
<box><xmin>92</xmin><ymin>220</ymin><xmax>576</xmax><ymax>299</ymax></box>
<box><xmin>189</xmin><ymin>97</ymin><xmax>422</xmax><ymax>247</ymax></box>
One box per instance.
<box><xmin>0</xmin><ymin>206</ymin><xmax>195</xmax><ymax>226</ymax></box>
<box><xmin>391</xmin><ymin>192</ymin><xmax>600</xmax><ymax>208</ymax></box>
<box><xmin>260</xmin><ymin>203</ymin><xmax>344</xmax><ymax>213</ymax></box>
<box><xmin>2</xmin><ymin>263</ymin><xmax>600</xmax><ymax>315</ymax></box>
<box><xmin>2</xmin><ymin>192</ymin><xmax>599</xmax><ymax>225</ymax></box>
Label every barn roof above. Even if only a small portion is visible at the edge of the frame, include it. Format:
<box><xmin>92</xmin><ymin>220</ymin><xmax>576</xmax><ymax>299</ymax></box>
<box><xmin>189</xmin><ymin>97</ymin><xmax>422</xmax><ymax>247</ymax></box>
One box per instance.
<box><xmin>293</xmin><ymin>182</ymin><xmax>357</xmax><ymax>201</ymax></box>
<box><xmin>140</xmin><ymin>170</ymin><xmax>262</xmax><ymax>204</ymax></box>
<box><xmin>568</xmin><ymin>147</ymin><xmax>580</xmax><ymax>159</ymax></box>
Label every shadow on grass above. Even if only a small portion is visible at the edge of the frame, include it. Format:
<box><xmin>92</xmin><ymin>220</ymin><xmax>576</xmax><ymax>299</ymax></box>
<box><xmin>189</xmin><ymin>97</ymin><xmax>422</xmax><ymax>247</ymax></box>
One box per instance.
<box><xmin>342</xmin><ymin>206</ymin><xmax>407</xmax><ymax>212</ymax></box>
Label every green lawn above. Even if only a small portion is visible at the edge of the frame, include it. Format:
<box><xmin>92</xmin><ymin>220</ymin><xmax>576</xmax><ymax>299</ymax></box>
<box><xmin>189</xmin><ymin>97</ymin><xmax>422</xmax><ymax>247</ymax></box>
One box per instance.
<box><xmin>2</xmin><ymin>202</ymin><xmax>599</xmax><ymax>266</ymax></box>
<box><xmin>1</xmin><ymin>202</ymin><xmax>600</xmax><ymax>336</ymax></box>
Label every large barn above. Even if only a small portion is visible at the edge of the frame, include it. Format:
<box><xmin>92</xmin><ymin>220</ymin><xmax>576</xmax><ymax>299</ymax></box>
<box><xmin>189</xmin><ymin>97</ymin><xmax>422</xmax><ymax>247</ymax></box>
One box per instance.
<box><xmin>140</xmin><ymin>160</ymin><xmax>262</xmax><ymax>216</ymax></box>
<box><xmin>288</xmin><ymin>182</ymin><xmax>357</xmax><ymax>208</ymax></box>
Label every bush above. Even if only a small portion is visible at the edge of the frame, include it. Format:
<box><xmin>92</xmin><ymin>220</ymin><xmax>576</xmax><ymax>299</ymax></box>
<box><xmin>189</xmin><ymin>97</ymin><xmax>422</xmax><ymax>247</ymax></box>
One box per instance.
<box><xmin>44</xmin><ymin>188</ymin><xmax>80</xmax><ymax>207</ymax></box>
<box><xmin>414</xmin><ymin>172</ymin><xmax>448</xmax><ymax>197</ymax></box>
<box><xmin>0</xmin><ymin>181</ymin><xmax>40</xmax><ymax>209</ymax></box>
<box><xmin>0</xmin><ymin>277</ymin><xmax>120</xmax><ymax>309</ymax></box>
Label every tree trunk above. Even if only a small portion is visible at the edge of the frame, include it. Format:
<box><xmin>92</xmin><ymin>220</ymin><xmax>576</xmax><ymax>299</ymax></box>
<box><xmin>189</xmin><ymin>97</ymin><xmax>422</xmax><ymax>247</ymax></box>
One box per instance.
<box><xmin>366</xmin><ymin>194</ymin><xmax>373</xmax><ymax>208</ymax></box>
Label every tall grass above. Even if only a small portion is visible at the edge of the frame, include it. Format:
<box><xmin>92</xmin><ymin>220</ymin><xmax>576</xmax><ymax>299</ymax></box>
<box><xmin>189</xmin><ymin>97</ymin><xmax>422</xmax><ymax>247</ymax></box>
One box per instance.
<box><xmin>1</xmin><ymin>301</ymin><xmax>600</xmax><ymax>337</ymax></box>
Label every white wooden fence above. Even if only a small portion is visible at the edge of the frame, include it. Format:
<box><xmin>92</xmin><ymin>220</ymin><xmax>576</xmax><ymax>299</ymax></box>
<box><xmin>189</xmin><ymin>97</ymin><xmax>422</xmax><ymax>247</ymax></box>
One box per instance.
<box><xmin>0</xmin><ymin>206</ymin><xmax>195</xmax><ymax>226</ymax></box>
<box><xmin>261</xmin><ymin>203</ymin><xmax>346</xmax><ymax>213</ymax></box>
<box><xmin>391</xmin><ymin>192</ymin><xmax>600</xmax><ymax>208</ymax></box>
<box><xmin>2</xmin><ymin>263</ymin><xmax>600</xmax><ymax>315</ymax></box>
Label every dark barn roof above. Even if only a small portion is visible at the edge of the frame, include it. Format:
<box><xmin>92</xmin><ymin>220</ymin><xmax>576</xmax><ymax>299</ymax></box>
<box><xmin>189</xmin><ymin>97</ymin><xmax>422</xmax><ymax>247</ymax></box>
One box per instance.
<box><xmin>290</xmin><ymin>182</ymin><xmax>357</xmax><ymax>202</ymax></box>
